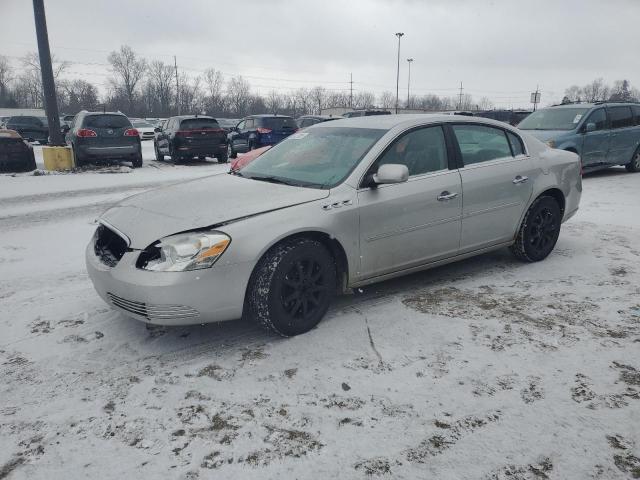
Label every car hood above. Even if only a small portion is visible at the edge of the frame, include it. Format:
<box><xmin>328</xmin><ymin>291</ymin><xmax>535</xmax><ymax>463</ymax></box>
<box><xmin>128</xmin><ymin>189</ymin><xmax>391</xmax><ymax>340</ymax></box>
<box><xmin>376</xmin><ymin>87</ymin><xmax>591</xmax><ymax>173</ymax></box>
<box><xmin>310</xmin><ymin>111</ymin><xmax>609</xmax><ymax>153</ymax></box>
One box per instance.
<box><xmin>521</xmin><ymin>130</ymin><xmax>570</xmax><ymax>143</ymax></box>
<box><xmin>100</xmin><ymin>173</ymin><xmax>329</xmax><ymax>249</ymax></box>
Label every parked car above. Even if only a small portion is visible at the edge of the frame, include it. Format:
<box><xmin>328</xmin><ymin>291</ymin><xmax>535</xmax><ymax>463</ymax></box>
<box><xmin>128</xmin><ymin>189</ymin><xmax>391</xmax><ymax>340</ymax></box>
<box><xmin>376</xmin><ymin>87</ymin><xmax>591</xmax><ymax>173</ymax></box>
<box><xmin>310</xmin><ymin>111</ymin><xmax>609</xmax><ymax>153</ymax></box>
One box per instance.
<box><xmin>154</xmin><ymin>115</ymin><xmax>228</xmax><ymax>163</ymax></box>
<box><xmin>86</xmin><ymin>115</ymin><xmax>581</xmax><ymax>337</ymax></box>
<box><xmin>342</xmin><ymin>109</ymin><xmax>391</xmax><ymax>118</ymax></box>
<box><xmin>475</xmin><ymin>109</ymin><xmax>531</xmax><ymax>126</ymax></box>
<box><xmin>227</xmin><ymin>114</ymin><xmax>297</xmax><ymax>158</ymax></box>
<box><xmin>518</xmin><ymin>102</ymin><xmax>640</xmax><ymax>172</ymax></box>
<box><xmin>5</xmin><ymin>116</ymin><xmax>49</xmax><ymax>143</ymax></box>
<box><xmin>64</xmin><ymin>111</ymin><xmax>142</xmax><ymax>168</ymax></box>
<box><xmin>230</xmin><ymin>145</ymin><xmax>271</xmax><ymax>172</ymax></box>
<box><xmin>296</xmin><ymin>115</ymin><xmax>341</xmax><ymax>128</ymax></box>
<box><xmin>131</xmin><ymin>119</ymin><xmax>156</xmax><ymax>141</ymax></box>
<box><xmin>0</xmin><ymin>129</ymin><xmax>37</xmax><ymax>173</ymax></box>
<box><xmin>217</xmin><ymin>118</ymin><xmax>240</xmax><ymax>133</ymax></box>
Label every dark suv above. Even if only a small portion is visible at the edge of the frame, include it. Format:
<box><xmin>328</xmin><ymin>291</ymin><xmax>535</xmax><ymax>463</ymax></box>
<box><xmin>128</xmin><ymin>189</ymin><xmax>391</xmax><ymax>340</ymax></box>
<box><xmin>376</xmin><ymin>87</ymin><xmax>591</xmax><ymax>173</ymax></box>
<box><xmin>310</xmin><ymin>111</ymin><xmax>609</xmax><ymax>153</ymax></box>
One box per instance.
<box><xmin>154</xmin><ymin>116</ymin><xmax>228</xmax><ymax>163</ymax></box>
<box><xmin>64</xmin><ymin>111</ymin><xmax>142</xmax><ymax>168</ymax></box>
<box><xmin>227</xmin><ymin>114</ymin><xmax>297</xmax><ymax>158</ymax></box>
<box><xmin>5</xmin><ymin>116</ymin><xmax>49</xmax><ymax>143</ymax></box>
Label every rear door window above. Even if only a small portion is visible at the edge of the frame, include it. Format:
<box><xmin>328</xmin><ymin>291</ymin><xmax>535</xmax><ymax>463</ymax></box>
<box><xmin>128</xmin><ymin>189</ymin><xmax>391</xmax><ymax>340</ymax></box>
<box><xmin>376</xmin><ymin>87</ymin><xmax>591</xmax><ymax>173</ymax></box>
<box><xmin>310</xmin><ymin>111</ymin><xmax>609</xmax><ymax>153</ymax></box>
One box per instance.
<box><xmin>452</xmin><ymin>124</ymin><xmax>513</xmax><ymax>165</ymax></box>
<box><xmin>608</xmin><ymin>106</ymin><xmax>634</xmax><ymax>129</ymax></box>
<box><xmin>262</xmin><ymin>117</ymin><xmax>297</xmax><ymax>130</ymax></box>
<box><xmin>84</xmin><ymin>115</ymin><xmax>131</xmax><ymax>129</ymax></box>
<box><xmin>179</xmin><ymin>118</ymin><xmax>220</xmax><ymax>130</ymax></box>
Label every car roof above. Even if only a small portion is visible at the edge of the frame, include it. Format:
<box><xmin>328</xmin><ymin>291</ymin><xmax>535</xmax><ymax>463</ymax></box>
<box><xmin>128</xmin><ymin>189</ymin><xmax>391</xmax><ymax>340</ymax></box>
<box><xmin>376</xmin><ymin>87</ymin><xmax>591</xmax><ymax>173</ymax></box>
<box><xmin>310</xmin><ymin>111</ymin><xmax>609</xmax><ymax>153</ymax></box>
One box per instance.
<box><xmin>171</xmin><ymin>115</ymin><xmax>217</xmax><ymax>120</ymax></box>
<box><xmin>312</xmin><ymin>113</ymin><xmax>515</xmax><ymax>131</ymax></box>
<box><xmin>82</xmin><ymin>111</ymin><xmax>127</xmax><ymax>116</ymax></box>
<box><xmin>547</xmin><ymin>102</ymin><xmax>640</xmax><ymax>110</ymax></box>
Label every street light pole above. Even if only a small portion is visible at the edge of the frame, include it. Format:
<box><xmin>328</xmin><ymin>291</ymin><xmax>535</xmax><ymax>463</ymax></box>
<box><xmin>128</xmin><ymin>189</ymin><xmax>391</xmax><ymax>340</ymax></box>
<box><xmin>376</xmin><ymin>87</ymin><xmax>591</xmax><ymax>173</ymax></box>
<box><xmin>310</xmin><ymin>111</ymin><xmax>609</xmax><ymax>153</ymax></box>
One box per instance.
<box><xmin>406</xmin><ymin>58</ymin><xmax>413</xmax><ymax>109</ymax></box>
<box><xmin>394</xmin><ymin>32</ymin><xmax>404</xmax><ymax>114</ymax></box>
<box><xmin>32</xmin><ymin>0</ymin><xmax>63</xmax><ymax>145</ymax></box>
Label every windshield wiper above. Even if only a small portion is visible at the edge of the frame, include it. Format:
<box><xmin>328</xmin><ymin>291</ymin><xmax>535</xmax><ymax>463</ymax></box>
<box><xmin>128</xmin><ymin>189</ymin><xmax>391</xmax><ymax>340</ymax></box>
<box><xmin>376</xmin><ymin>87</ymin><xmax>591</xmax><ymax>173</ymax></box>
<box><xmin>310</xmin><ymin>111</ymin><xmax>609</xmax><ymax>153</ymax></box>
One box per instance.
<box><xmin>246</xmin><ymin>174</ymin><xmax>297</xmax><ymax>186</ymax></box>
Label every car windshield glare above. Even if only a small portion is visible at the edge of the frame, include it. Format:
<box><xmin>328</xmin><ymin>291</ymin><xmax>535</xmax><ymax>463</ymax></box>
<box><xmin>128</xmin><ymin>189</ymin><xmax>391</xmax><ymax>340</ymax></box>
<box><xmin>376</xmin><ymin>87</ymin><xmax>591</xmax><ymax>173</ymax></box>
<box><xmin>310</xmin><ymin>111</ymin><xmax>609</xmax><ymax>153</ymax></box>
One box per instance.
<box><xmin>239</xmin><ymin>127</ymin><xmax>386</xmax><ymax>189</ymax></box>
<box><xmin>518</xmin><ymin>108</ymin><xmax>589</xmax><ymax>131</ymax></box>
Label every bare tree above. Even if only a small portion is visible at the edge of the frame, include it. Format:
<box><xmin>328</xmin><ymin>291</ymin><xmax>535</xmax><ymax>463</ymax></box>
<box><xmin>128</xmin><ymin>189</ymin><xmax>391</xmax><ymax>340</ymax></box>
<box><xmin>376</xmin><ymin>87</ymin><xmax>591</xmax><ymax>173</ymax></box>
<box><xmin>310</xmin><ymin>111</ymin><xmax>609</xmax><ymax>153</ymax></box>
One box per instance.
<box><xmin>203</xmin><ymin>68</ymin><xmax>225</xmax><ymax>115</ymax></box>
<box><xmin>309</xmin><ymin>86</ymin><xmax>327</xmax><ymax>114</ymax></box>
<box><xmin>18</xmin><ymin>52</ymin><xmax>68</xmax><ymax>108</ymax></box>
<box><xmin>582</xmin><ymin>78</ymin><xmax>609</xmax><ymax>103</ymax></box>
<box><xmin>265</xmin><ymin>90</ymin><xmax>284</xmax><ymax>114</ymax></box>
<box><xmin>147</xmin><ymin>60</ymin><xmax>175</xmax><ymax>116</ymax></box>
<box><xmin>178</xmin><ymin>73</ymin><xmax>202</xmax><ymax>114</ymax></box>
<box><xmin>564</xmin><ymin>85</ymin><xmax>582</xmax><ymax>103</ymax></box>
<box><xmin>59</xmin><ymin>79</ymin><xmax>99</xmax><ymax>113</ymax></box>
<box><xmin>107</xmin><ymin>45</ymin><xmax>147</xmax><ymax>114</ymax></box>
<box><xmin>226</xmin><ymin>75</ymin><xmax>251</xmax><ymax>116</ymax></box>
<box><xmin>294</xmin><ymin>88</ymin><xmax>312</xmax><ymax>115</ymax></box>
<box><xmin>477</xmin><ymin>97</ymin><xmax>494</xmax><ymax>110</ymax></box>
<box><xmin>378</xmin><ymin>91</ymin><xmax>395</xmax><ymax>109</ymax></box>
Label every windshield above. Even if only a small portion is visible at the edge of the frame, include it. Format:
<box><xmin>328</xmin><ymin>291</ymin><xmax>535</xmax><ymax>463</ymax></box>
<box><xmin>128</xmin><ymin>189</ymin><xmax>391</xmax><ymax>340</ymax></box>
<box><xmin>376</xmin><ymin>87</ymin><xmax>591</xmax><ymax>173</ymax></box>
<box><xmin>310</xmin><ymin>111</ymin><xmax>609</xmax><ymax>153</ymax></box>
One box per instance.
<box><xmin>518</xmin><ymin>107</ymin><xmax>589</xmax><ymax>131</ymax></box>
<box><xmin>239</xmin><ymin>127</ymin><xmax>385</xmax><ymax>189</ymax></box>
<box><xmin>260</xmin><ymin>117</ymin><xmax>297</xmax><ymax>129</ymax></box>
<box><xmin>84</xmin><ymin>115</ymin><xmax>131</xmax><ymax>129</ymax></box>
<box><xmin>180</xmin><ymin>118</ymin><xmax>220</xmax><ymax>130</ymax></box>
<box><xmin>132</xmin><ymin>120</ymin><xmax>153</xmax><ymax>128</ymax></box>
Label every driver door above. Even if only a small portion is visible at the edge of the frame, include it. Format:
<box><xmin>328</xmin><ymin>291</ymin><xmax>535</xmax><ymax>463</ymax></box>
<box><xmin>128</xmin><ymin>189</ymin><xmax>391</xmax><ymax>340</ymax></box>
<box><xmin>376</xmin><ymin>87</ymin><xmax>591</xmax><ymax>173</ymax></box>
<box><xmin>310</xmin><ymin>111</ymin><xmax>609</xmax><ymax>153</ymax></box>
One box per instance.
<box><xmin>357</xmin><ymin>125</ymin><xmax>462</xmax><ymax>280</ymax></box>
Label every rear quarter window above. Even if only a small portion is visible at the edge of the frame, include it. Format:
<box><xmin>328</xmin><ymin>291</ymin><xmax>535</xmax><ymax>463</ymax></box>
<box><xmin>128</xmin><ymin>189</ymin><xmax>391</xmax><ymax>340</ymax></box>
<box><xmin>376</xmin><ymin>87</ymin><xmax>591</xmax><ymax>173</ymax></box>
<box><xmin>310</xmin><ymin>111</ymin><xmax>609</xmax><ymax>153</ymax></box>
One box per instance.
<box><xmin>608</xmin><ymin>107</ymin><xmax>634</xmax><ymax>129</ymax></box>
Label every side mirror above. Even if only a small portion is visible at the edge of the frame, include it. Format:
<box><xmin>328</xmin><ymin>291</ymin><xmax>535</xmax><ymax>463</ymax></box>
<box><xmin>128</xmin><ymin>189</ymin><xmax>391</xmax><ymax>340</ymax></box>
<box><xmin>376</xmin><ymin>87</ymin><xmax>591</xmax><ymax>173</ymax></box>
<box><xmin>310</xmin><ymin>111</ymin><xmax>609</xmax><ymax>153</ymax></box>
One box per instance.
<box><xmin>154</xmin><ymin>127</ymin><xmax>162</xmax><ymax>133</ymax></box>
<box><xmin>585</xmin><ymin>122</ymin><xmax>596</xmax><ymax>133</ymax></box>
<box><xmin>373</xmin><ymin>164</ymin><xmax>409</xmax><ymax>185</ymax></box>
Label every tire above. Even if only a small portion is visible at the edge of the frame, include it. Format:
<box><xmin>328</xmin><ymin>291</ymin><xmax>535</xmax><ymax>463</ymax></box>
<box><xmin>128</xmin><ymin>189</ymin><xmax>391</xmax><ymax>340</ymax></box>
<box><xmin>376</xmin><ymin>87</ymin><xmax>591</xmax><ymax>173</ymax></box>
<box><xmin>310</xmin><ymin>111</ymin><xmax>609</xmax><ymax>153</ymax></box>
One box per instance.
<box><xmin>228</xmin><ymin>143</ymin><xmax>237</xmax><ymax>159</ymax></box>
<box><xmin>625</xmin><ymin>149</ymin><xmax>640</xmax><ymax>172</ymax></box>
<box><xmin>510</xmin><ymin>195</ymin><xmax>562</xmax><ymax>262</ymax></box>
<box><xmin>217</xmin><ymin>150</ymin><xmax>228</xmax><ymax>164</ymax></box>
<box><xmin>169</xmin><ymin>144</ymin><xmax>180</xmax><ymax>163</ymax></box>
<box><xmin>248</xmin><ymin>139</ymin><xmax>256</xmax><ymax>151</ymax></box>
<box><xmin>246</xmin><ymin>238</ymin><xmax>336</xmax><ymax>337</ymax></box>
<box><xmin>72</xmin><ymin>144</ymin><xmax>84</xmax><ymax>168</ymax></box>
<box><xmin>198</xmin><ymin>156</ymin><xmax>206</xmax><ymax>161</ymax></box>
<box><xmin>154</xmin><ymin>143</ymin><xmax>164</xmax><ymax>161</ymax></box>
<box><xmin>132</xmin><ymin>153</ymin><xmax>143</xmax><ymax>168</ymax></box>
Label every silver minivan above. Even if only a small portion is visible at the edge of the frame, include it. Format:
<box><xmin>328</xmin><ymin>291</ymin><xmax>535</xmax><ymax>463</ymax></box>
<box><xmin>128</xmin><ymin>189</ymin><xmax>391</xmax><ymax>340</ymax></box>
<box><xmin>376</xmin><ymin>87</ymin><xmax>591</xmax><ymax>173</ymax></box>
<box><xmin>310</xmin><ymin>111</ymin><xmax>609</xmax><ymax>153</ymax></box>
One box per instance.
<box><xmin>518</xmin><ymin>102</ymin><xmax>640</xmax><ymax>173</ymax></box>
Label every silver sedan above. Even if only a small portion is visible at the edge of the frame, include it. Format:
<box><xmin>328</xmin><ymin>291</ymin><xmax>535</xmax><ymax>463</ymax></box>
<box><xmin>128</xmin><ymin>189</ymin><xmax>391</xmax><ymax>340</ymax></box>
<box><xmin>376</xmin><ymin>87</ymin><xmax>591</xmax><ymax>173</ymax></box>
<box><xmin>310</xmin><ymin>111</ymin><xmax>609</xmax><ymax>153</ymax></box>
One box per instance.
<box><xmin>86</xmin><ymin>115</ymin><xmax>582</xmax><ymax>336</ymax></box>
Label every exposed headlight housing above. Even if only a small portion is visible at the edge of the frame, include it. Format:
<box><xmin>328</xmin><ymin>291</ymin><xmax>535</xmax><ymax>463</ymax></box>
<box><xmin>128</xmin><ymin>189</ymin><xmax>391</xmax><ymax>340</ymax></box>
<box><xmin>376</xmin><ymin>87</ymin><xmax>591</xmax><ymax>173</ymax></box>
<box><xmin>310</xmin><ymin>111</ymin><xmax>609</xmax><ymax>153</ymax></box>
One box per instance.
<box><xmin>546</xmin><ymin>139</ymin><xmax>556</xmax><ymax>148</ymax></box>
<box><xmin>140</xmin><ymin>231</ymin><xmax>230</xmax><ymax>272</ymax></box>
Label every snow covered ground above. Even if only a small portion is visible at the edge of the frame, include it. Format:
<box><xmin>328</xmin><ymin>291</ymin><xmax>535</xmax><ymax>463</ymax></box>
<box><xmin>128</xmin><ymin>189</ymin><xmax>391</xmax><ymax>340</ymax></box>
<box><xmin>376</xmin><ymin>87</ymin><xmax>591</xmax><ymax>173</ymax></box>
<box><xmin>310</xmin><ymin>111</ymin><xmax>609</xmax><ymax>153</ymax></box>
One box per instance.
<box><xmin>1</xmin><ymin>143</ymin><xmax>639</xmax><ymax>479</ymax></box>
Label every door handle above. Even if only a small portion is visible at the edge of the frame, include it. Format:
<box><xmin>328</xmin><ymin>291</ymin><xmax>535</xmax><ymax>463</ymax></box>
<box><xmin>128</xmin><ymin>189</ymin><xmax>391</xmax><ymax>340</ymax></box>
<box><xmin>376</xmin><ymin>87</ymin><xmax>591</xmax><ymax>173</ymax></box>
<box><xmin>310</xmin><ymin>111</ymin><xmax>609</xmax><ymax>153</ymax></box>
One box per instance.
<box><xmin>437</xmin><ymin>191</ymin><xmax>459</xmax><ymax>201</ymax></box>
<box><xmin>512</xmin><ymin>175</ymin><xmax>529</xmax><ymax>184</ymax></box>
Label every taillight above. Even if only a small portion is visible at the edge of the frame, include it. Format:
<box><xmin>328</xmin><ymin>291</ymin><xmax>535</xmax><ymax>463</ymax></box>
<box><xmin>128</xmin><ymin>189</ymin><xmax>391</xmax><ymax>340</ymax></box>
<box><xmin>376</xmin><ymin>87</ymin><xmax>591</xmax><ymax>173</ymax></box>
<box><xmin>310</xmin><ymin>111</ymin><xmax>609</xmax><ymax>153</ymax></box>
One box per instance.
<box><xmin>256</xmin><ymin>127</ymin><xmax>272</xmax><ymax>134</ymax></box>
<box><xmin>77</xmin><ymin>128</ymin><xmax>97</xmax><ymax>137</ymax></box>
<box><xmin>124</xmin><ymin>128</ymin><xmax>139</xmax><ymax>137</ymax></box>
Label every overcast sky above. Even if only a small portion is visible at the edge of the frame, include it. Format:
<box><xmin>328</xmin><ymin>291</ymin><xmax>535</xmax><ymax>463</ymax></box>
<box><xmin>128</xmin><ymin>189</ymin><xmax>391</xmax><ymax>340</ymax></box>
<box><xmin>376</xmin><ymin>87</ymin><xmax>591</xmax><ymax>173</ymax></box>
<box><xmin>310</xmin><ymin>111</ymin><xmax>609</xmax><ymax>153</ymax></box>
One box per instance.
<box><xmin>2</xmin><ymin>0</ymin><xmax>639</xmax><ymax>108</ymax></box>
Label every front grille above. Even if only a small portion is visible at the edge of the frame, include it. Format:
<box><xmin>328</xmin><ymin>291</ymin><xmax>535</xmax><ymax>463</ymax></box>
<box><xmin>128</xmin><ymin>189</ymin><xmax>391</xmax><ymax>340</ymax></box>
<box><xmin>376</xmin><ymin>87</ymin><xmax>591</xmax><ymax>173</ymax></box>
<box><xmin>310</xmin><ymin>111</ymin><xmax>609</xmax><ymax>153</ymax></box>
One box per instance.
<box><xmin>107</xmin><ymin>292</ymin><xmax>199</xmax><ymax>322</ymax></box>
<box><xmin>94</xmin><ymin>224</ymin><xmax>128</xmax><ymax>267</ymax></box>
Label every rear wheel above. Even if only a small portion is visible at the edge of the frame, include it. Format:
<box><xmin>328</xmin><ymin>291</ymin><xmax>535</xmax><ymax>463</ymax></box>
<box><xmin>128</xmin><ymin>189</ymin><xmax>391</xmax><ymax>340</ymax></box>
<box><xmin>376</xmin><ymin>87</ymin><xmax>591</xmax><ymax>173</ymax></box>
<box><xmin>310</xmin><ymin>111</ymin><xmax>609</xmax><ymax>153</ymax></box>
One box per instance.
<box><xmin>217</xmin><ymin>150</ymin><xmax>228</xmax><ymax>164</ymax></box>
<box><xmin>625</xmin><ymin>149</ymin><xmax>640</xmax><ymax>172</ymax></box>
<box><xmin>154</xmin><ymin>143</ymin><xmax>164</xmax><ymax>161</ymax></box>
<box><xmin>198</xmin><ymin>155</ymin><xmax>206</xmax><ymax>161</ymax></box>
<box><xmin>72</xmin><ymin>144</ymin><xmax>84</xmax><ymax>168</ymax></box>
<box><xmin>169</xmin><ymin>144</ymin><xmax>180</xmax><ymax>163</ymax></box>
<box><xmin>132</xmin><ymin>153</ymin><xmax>143</xmax><ymax>168</ymax></box>
<box><xmin>228</xmin><ymin>143</ymin><xmax>237</xmax><ymax>159</ymax></box>
<box><xmin>246</xmin><ymin>238</ymin><xmax>336</xmax><ymax>337</ymax></box>
<box><xmin>510</xmin><ymin>195</ymin><xmax>562</xmax><ymax>262</ymax></box>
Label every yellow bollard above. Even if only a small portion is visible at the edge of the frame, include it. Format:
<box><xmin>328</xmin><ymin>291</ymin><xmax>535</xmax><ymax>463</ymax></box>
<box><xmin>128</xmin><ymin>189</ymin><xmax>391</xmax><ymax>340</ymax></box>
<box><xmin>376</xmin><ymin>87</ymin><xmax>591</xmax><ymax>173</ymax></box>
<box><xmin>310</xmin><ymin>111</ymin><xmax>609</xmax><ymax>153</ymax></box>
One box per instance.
<box><xmin>42</xmin><ymin>146</ymin><xmax>74</xmax><ymax>171</ymax></box>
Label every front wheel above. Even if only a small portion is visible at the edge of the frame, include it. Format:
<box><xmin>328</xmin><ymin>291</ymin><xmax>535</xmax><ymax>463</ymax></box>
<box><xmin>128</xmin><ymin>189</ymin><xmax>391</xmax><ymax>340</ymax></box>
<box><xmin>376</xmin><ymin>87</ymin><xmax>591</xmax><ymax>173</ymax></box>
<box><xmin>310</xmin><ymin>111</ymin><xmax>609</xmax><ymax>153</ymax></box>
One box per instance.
<box><xmin>510</xmin><ymin>196</ymin><xmax>562</xmax><ymax>262</ymax></box>
<box><xmin>625</xmin><ymin>150</ymin><xmax>640</xmax><ymax>172</ymax></box>
<box><xmin>246</xmin><ymin>238</ymin><xmax>336</xmax><ymax>337</ymax></box>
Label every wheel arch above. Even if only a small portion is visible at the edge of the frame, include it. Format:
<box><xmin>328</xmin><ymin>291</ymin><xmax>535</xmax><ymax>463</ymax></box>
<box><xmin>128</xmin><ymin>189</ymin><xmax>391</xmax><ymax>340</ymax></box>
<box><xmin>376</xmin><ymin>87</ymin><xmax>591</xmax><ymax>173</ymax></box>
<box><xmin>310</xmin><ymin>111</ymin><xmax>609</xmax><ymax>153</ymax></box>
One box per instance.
<box><xmin>538</xmin><ymin>187</ymin><xmax>566</xmax><ymax>216</ymax></box>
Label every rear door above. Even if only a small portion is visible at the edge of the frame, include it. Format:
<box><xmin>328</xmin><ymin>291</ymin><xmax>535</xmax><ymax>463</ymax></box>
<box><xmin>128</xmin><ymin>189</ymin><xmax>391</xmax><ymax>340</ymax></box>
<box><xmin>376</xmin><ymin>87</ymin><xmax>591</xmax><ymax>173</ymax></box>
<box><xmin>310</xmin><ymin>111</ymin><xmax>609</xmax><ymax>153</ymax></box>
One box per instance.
<box><xmin>580</xmin><ymin>108</ymin><xmax>610</xmax><ymax>168</ymax></box>
<box><xmin>606</xmin><ymin>106</ymin><xmax>638</xmax><ymax>165</ymax></box>
<box><xmin>260</xmin><ymin>117</ymin><xmax>297</xmax><ymax>144</ymax></box>
<box><xmin>156</xmin><ymin>119</ymin><xmax>171</xmax><ymax>152</ymax></box>
<box><xmin>357</xmin><ymin>125</ymin><xmax>462</xmax><ymax>279</ymax></box>
<box><xmin>451</xmin><ymin>124</ymin><xmax>534</xmax><ymax>252</ymax></box>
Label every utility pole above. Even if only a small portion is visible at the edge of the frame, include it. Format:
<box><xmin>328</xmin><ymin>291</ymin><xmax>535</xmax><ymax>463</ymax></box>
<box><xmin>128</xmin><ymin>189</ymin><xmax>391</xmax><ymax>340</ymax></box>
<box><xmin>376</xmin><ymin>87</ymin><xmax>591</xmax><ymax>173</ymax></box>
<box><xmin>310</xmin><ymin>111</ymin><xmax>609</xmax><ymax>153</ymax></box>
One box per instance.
<box><xmin>457</xmin><ymin>81</ymin><xmax>464</xmax><ymax>110</ymax></box>
<box><xmin>394</xmin><ymin>32</ymin><xmax>404</xmax><ymax>114</ymax></box>
<box><xmin>174</xmin><ymin>55</ymin><xmax>180</xmax><ymax>115</ymax></box>
<box><xmin>349</xmin><ymin>72</ymin><xmax>353</xmax><ymax>109</ymax></box>
<box><xmin>406</xmin><ymin>58</ymin><xmax>414</xmax><ymax>108</ymax></box>
<box><xmin>533</xmin><ymin>84</ymin><xmax>540</xmax><ymax>112</ymax></box>
<box><xmin>32</xmin><ymin>0</ymin><xmax>62</xmax><ymax>145</ymax></box>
